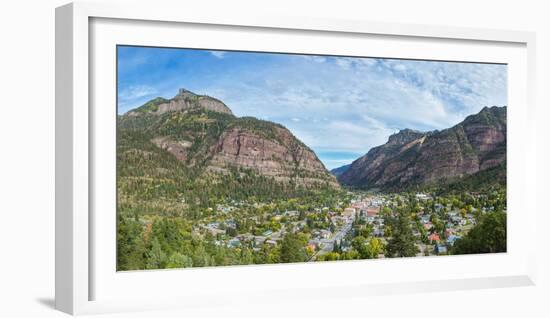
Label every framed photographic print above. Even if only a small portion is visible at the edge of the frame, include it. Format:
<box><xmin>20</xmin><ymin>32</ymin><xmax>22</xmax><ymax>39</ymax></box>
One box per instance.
<box><xmin>116</xmin><ymin>46</ymin><xmax>508</xmax><ymax>270</ymax></box>
<box><xmin>56</xmin><ymin>1</ymin><xmax>537</xmax><ymax>315</ymax></box>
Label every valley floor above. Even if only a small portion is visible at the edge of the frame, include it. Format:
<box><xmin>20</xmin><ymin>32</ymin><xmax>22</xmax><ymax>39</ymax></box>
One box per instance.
<box><xmin>117</xmin><ymin>186</ymin><xmax>506</xmax><ymax>270</ymax></box>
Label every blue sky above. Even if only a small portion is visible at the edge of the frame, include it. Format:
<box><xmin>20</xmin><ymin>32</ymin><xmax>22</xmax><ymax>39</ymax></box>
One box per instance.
<box><xmin>118</xmin><ymin>46</ymin><xmax>507</xmax><ymax>170</ymax></box>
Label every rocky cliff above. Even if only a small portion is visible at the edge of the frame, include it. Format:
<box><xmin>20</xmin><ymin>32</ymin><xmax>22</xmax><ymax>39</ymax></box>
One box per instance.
<box><xmin>119</xmin><ymin>89</ymin><xmax>339</xmax><ymax>190</ymax></box>
<box><xmin>338</xmin><ymin>106</ymin><xmax>506</xmax><ymax>189</ymax></box>
<box><xmin>208</xmin><ymin>126</ymin><xmax>336</xmax><ymax>186</ymax></box>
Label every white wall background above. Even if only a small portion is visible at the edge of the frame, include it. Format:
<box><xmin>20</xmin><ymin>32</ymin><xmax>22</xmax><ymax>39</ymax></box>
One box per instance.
<box><xmin>0</xmin><ymin>0</ymin><xmax>547</xmax><ymax>317</ymax></box>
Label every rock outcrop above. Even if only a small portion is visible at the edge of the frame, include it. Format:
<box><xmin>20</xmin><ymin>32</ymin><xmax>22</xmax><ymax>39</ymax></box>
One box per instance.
<box><xmin>127</xmin><ymin>88</ymin><xmax>233</xmax><ymax>116</ymax></box>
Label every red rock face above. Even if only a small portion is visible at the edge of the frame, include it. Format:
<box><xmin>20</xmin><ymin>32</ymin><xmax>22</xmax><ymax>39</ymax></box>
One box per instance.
<box><xmin>338</xmin><ymin>106</ymin><xmax>506</xmax><ymax>189</ymax></box>
<box><xmin>151</xmin><ymin>126</ymin><xmax>339</xmax><ymax>189</ymax></box>
<box><xmin>208</xmin><ymin>127</ymin><xmax>339</xmax><ymax>188</ymax></box>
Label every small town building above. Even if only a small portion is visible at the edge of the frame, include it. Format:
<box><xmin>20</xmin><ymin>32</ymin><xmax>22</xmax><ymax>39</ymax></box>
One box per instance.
<box><xmin>428</xmin><ymin>233</ymin><xmax>441</xmax><ymax>243</ymax></box>
<box><xmin>435</xmin><ymin>244</ymin><xmax>448</xmax><ymax>254</ymax></box>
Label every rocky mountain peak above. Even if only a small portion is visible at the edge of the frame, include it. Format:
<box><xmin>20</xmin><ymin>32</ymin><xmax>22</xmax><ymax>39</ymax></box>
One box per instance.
<box><xmin>387</xmin><ymin>128</ymin><xmax>426</xmax><ymax>146</ymax></box>
<box><xmin>127</xmin><ymin>88</ymin><xmax>233</xmax><ymax>116</ymax></box>
<box><xmin>174</xmin><ymin>88</ymin><xmax>199</xmax><ymax>100</ymax></box>
<box><xmin>462</xmin><ymin>105</ymin><xmax>506</xmax><ymax>126</ymax></box>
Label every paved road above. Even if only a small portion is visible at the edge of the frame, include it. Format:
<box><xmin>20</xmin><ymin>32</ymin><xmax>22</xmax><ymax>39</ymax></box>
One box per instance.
<box><xmin>310</xmin><ymin>218</ymin><xmax>354</xmax><ymax>260</ymax></box>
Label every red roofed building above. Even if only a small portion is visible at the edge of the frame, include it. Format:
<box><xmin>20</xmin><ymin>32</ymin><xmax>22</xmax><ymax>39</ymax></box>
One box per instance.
<box><xmin>352</xmin><ymin>202</ymin><xmax>366</xmax><ymax>210</ymax></box>
<box><xmin>428</xmin><ymin>233</ymin><xmax>441</xmax><ymax>243</ymax></box>
<box><xmin>366</xmin><ymin>206</ymin><xmax>380</xmax><ymax>216</ymax></box>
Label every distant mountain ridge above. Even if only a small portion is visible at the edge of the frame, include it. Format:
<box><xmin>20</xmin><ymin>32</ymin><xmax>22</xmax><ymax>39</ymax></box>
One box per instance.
<box><xmin>338</xmin><ymin>106</ymin><xmax>507</xmax><ymax>190</ymax></box>
<box><xmin>330</xmin><ymin>164</ymin><xmax>351</xmax><ymax>177</ymax></box>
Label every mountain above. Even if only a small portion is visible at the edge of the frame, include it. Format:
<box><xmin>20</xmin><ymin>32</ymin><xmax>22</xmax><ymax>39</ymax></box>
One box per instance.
<box><xmin>127</xmin><ymin>88</ymin><xmax>233</xmax><ymax>116</ymax></box>
<box><xmin>338</xmin><ymin>106</ymin><xmax>506</xmax><ymax>190</ymax></box>
<box><xmin>118</xmin><ymin>89</ymin><xmax>339</xmax><ymax>203</ymax></box>
<box><xmin>330</xmin><ymin>164</ymin><xmax>351</xmax><ymax>177</ymax></box>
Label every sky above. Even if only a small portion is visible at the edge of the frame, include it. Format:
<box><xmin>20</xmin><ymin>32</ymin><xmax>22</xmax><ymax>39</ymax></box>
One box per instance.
<box><xmin>117</xmin><ymin>46</ymin><xmax>507</xmax><ymax>170</ymax></box>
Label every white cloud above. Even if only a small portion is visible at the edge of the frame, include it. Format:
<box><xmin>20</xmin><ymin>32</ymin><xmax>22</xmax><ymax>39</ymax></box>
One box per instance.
<box><xmin>119</xmin><ymin>85</ymin><xmax>157</xmax><ymax>99</ymax></box>
<box><xmin>301</xmin><ymin>55</ymin><xmax>327</xmax><ymax>63</ymax></box>
<box><xmin>117</xmin><ymin>85</ymin><xmax>161</xmax><ymax>114</ymax></box>
<box><xmin>335</xmin><ymin>57</ymin><xmax>353</xmax><ymax>69</ymax></box>
<box><xmin>357</xmin><ymin>58</ymin><xmax>378</xmax><ymax>67</ymax></box>
<box><xmin>195</xmin><ymin>54</ymin><xmax>506</xmax><ymax>162</ymax></box>
<box><xmin>393</xmin><ymin>63</ymin><xmax>407</xmax><ymax>72</ymax></box>
<box><xmin>210</xmin><ymin>51</ymin><xmax>227</xmax><ymax>59</ymax></box>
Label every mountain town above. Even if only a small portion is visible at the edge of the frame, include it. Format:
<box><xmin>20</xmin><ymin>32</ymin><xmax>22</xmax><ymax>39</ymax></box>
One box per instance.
<box><xmin>117</xmin><ymin>88</ymin><xmax>507</xmax><ymax>271</ymax></box>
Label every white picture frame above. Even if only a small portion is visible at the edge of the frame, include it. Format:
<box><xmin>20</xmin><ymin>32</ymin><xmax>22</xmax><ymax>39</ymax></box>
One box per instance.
<box><xmin>55</xmin><ymin>1</ymin><xmax>538</xmax><ymax>315</ymax></box>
